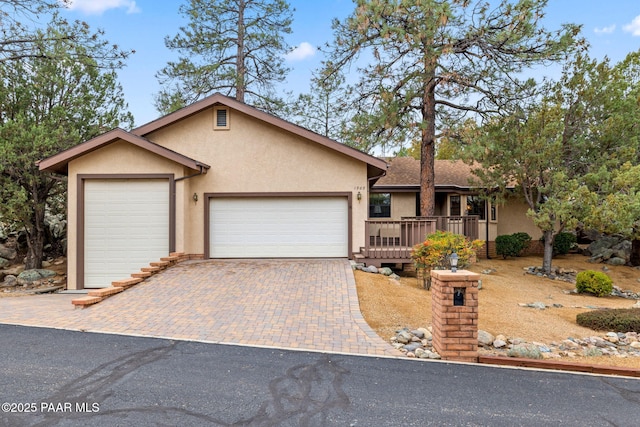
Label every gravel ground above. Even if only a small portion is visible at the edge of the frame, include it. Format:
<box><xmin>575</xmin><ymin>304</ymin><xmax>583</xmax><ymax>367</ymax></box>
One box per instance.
<box><xmin>355</xmin><ymin>254</ymin><xmax>640</xmax><ymax>369</ymax></box>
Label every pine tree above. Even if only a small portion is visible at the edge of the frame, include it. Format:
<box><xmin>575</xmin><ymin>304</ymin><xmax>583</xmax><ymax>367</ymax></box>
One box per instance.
<box><xmin>156</xmin><ymin>0</ymin><xmax>293</xmax><ymax>115</ymax></box>
<box><xmin>323</xmin><ymin>0</ymin><xmax>580</xmax><ymax>216</ymax></box>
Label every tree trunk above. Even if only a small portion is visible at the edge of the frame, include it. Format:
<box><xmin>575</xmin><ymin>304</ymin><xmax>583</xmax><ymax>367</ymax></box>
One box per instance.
<box><xmin>24</xmin><ymin>199</ymin><xmax>46</xmax><ymax>270</ymax></box>
<box><xmin>631</xmin><ymin>239</ymin><xmax>640</xmax><ymax>266</ymax></box>
<box><xmin>420</xmin><ymin>76</ymin><xmax>437</xmax><ymax>217</ymax></box>
<box><xmin>541</xmin><ymin>229</ymin><xmax>554</xmax><ymax>274</ymax></box>
<box><xmin>417</xmin><ymin>267</ymin><xmax>431</xmax><ymax>290</ymax></box>
<box><xmin>235</xmin><ymin>0</ymin><xmax>246</xmax><ymax>103</ymax></box>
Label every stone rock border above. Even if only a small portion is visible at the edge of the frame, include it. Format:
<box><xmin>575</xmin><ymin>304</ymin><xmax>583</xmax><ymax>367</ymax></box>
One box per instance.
<box><xmin>390</xmin><ymin>327</ymin><xmax>441</xmax><ymax>360</ymax></box>
<box><xmin>351</xmin><ymin>262</ymin><xmax>400</xmax><ymax>280</ymax></box>
<box><xmin>392</xmin><ymin>327</ymin><xmax>640</xmax><ymax>362</ymax></box>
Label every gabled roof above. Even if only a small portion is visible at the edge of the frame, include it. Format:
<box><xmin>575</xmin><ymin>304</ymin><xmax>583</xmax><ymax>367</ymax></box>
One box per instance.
<box><xmin>373</xmin><ymin>157</ymin><xmax>484</xmax><ymax>190</ymax></box>
<box><xmin>38</xmin><ymin>128</ymin><xmax>211</xmax><ymax>175</ymax></box>
<box><xmin>132</xmin><ymin>93</ymin><xmax>387</xmax><ymax>178</ymax></box>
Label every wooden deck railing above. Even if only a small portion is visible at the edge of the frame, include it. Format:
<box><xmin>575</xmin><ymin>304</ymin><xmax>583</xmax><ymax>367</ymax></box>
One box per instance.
<box><xmin>405</xmin><ymin>216</ymin><xmax>479</xmax><ymax>241</ymax></box>
<box><xmin>359</xmin><ymin>216</ymin><xmax>479</xmax><ymax>263</ymax></box>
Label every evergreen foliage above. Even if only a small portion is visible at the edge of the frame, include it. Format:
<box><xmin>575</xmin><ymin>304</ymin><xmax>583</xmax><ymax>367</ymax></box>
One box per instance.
<box><xmin>575</xmin><ymin>270</ymin><xmax>613</xmax><ymax>297</ymax></box>
<box><xmin>156</xmin><ymin>0</ymin><xmax>293</xmax><ymax>115</ymax></box>
<box><xmin>0</xmin><ymin>19</ymin><xmax>132</xmax><ymax>269</ymax></box>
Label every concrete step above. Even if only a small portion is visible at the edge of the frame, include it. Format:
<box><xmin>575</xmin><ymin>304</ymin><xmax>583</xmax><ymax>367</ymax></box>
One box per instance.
<box><xmin>131</xmin><ymin>271</ymin><xmax>152</xmax><ymax>279</ymax></box>
<box><xmin>150</xmin><ymin>261</ymin><xmax>170</xmax><ymax>268</ymax></box>
<box><xmin>87</xmin><ymin>287</ymin><xmax>124</xmax><ymax>298</ymax></box>
<box><xmin>112</xmin><ymin>277</ymin><xmax>143</xmax><ymax>288</ymax></box>
<box><xmin>72</xmin><ymin>296</ymin><xmax>102</xmax><ymax>307</ymax></box>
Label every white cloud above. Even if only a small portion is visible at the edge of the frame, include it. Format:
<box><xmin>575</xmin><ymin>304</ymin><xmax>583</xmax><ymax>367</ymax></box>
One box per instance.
<box><xmin>594</xmin><ymin>24</ymin><xmax>616</xmax><ymax>35</ymax></box>
<box><xmin>65</xmin><ymin>0</ymin><xmax>141</xmax><ymax>15</ymax></box>
<box><xmin>285</xmin><ymin>42</ymin><xmax>316</xmax><ymax>62</ymax></box>
<box><xmin>623</xmin><ymin>15</ymin><xmax>640</xmax><ymax>36</ymax></box>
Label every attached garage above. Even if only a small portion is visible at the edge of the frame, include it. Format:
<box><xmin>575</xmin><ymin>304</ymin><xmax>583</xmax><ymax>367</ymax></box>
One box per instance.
<box><xmin>38</xmin><ymin>95</ymin><xmax>387</xmax><ymax>291</ymax></box>
<box><xmin>208</xmin><ymin>196</ymin><xmax>349</xmax><ymax>258</ymax></box>
<box><xmin>83</xmin><ymin>178</ymin><xmax>171</xmax><ymax>288</ymax></box>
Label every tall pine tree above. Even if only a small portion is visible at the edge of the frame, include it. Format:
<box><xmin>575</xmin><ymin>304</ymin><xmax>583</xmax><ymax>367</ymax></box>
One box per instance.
<box><xmin>323</xmin><ymin>0</ymin><xmax>580</xmax><ymax>216</ymax></box>
<box><xmin>156</xmin><ymin>0</ymin><xmax>293</xmax><ymax>115</ymax></box>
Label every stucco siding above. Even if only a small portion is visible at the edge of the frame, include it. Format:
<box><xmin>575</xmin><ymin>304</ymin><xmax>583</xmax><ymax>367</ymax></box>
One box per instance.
<box><xmin>66</xmin><ymin>141</ymin><xmax>185</xmax><ymax>289</ymax></box>
<box><xmin>497</xmin><ymin>197</ymin><xmax>542</xmax><ymax>239</ymax></box>
<box><xmin>390</xmin><ymin>193</ymin><xmax>416</xmax><ymax>220</ymax></box>
<box><xmin>144</xmin><ymin>108</ymin><xmax>370</xmax><ymax>256</ymax></box>
<box><xmin>60</xmin><ymin>104</ymin><xmax>379</xmax><ymax>291</ymax></box>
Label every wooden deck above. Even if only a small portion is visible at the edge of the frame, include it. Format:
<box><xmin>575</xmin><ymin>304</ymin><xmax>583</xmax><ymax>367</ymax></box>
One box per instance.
<box><xmin>355</xmin><ymin>216</ymin><xmax>479</xmax><ymax>267</ymax></box>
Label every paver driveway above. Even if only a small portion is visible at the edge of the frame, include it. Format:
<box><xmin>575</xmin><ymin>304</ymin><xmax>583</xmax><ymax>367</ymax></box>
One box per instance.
<box><xmin>0</xmin><ymin>259</ymin><xmax>401</xmax><ymax>357</ymax></box>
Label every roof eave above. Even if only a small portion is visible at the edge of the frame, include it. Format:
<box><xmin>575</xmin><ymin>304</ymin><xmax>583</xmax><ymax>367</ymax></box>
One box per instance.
<box><xmin>133</xmin><ymin>93</ymin><xmax>387</xmax><ymax>177</ymax></box>
<box><xmin>38</xmin><ymin>128</ymin><xmax>210</xmax><ymax>176</ymax></box>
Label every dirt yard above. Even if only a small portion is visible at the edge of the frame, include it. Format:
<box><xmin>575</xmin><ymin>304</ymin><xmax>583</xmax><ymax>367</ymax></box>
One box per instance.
<box><xmin>355</xmin><ymin>254</ymin><xmax>640</xmax><ymax>369</ymax></box>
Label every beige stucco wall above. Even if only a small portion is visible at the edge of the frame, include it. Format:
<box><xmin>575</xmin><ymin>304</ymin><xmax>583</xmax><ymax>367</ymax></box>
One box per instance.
<box><xmin>146</xmin><ymin>108</ymin><xmax>370</xmax><ymax>256</ymax></box>
<box><xmin>66</xmin><ymin>141</ymin><xmax>188</xmax><ymax>289</ymax></box>
<box><xmin>390</xmin><ymin>193</ymin><xmax>416</xmax><ymax>220</ymax></box>
<box><xmin>66</xmin><ymin>107</ymin><xmax>372</xmax><ymax>289</ymax></box>
<box><xmin>497</xmin><ymin>196</ymin><xmax>542</xmax><ymax>239</ymax></box>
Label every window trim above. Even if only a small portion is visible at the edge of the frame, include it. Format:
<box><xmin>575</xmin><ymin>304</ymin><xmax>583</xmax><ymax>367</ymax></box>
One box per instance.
<box><xmin>466</xmin><ymin>195</ymin><xmax>486</xmax><ymax>221</ymax></box>
<box><xmin>449</xmin><ymin>194</ymin><xmax>461</xmax><ymax>217</ymax></box>
<box><xmin>213</xmin><ymin>106</ymin><xmax>230</xmax><ymax>130</ymax></box>
<box><xmin>369</xmin><ymin>192</ymin><xmax>391</xmax><ymax>218</ymax></box>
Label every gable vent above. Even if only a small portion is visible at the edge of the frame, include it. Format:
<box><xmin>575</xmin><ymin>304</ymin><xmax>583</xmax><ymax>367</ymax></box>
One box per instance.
<box><xmin>214</xmin><ymin>107</ymin><xmax>229</xmax><ymax>130</ymax></box>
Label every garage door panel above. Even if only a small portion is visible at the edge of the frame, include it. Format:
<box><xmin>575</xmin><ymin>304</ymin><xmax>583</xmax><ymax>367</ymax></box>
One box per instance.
<box><xmin>210</xmin><ymin>197</ymin><xmax>348</xmax><ymax>258</ymax></box>
<box><xmin>84</xmin><ymin>179</ymin><xmax>169</xmax><ymax>288</ymax></box>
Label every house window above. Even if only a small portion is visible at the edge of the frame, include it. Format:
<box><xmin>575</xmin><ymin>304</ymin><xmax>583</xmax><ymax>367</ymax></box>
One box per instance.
<box><xmin>214</xmin><ymin>107</ymin><xmax>229</xmax><ymax>130</ymax></box>
<box><xmin>466</xmin><ymin>195</ymin><xmax>486</xmax><ymax>220</ymax></box>
<box><xmin>369</xmin><ymin>193</ymin><xmax>391</xmax><ymax>218</ymax></box>
<box><xmin>449</xmin><ymin>195</ymin><xmax>461</xmax><ymax>216</ymax></box>
<box><xmin>491</xmin><ymin>201</ymin><xmax>497</xmax><ymax>221</ymax></box>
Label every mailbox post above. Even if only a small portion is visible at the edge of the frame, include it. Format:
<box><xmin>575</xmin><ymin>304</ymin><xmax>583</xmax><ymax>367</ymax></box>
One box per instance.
<box><xmin>430</xmin><ymin>269</ymin><xmax>480</xmax><ymax>362</ymax></box>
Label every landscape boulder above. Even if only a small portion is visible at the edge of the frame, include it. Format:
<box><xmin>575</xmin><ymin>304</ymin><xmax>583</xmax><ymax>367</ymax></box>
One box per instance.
<box><xmin>378</xmin><ymin>267</ymin><xmax>393</xmax><ymax>276</ymax></box>
<box><xmin>2</xmin><ymin>275</ymin><xmax>17</xmax><ymax>287</ymax></box>
<box><xmin>478</xmin><ymin>330</ymin><xmax>495</xmax><ymax>346</ymax></box>
<box><xmin>0</xmin><ymin>243</ymin><xmax>16</xmax><ymax>261</ymax></box>
<box><xmin>586</xmin><ymin>235</ymin><xmax>631</xmax><ymax>265</ymax></box>
<box><xmin>363</xmin><ymin>265</ymin><xmax>378</xmax><ymax>274</ymax></box>
<box><xmin>17</xmin><ymin>269</ymin><xmax>57</xmax><ymax>286</ymax></box>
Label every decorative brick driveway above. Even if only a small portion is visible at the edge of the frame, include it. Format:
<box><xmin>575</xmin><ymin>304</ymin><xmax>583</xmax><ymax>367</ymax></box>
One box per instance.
<box><xmin>0</xmin><ymin>259</ymin><xmax>400</xmax><ymax>357</ymax></box>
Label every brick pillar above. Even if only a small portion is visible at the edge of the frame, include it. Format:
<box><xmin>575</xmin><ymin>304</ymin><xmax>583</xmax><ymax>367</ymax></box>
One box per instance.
<box><xmin>431</xmin><ymin>270</ymin><xmax>480</xmax><ymax>363</ymax></box>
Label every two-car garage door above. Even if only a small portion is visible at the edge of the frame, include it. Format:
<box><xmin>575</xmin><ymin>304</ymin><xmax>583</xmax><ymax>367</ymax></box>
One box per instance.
<box><xmin>209</xmin><ymin>197</ymin><xmax>348</xmax><ymax>258</ymax></box>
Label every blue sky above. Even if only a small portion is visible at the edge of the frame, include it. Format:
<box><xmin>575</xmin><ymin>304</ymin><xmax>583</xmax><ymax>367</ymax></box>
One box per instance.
<box><xmin>61</xmin><ymin>0</ymin><xmax>640</xmax><ymax>127</ymax></box>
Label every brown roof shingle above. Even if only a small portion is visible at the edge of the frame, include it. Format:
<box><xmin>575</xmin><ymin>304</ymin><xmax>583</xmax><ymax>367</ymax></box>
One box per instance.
<box><xmin>374</xmin><ymin>157</ymin><xmax>482</xmax><ymax>189</ymax></box>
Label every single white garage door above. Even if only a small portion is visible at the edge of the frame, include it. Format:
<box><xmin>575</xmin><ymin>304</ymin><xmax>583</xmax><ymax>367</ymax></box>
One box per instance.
<box><xmin>210</xmin><ymin>197</ymin><xmax>348</xmax><ymax>258</ymax></box>
<box><xmin>84</xmin><ymin>179</ymin><xmax>170</xmax><ymax>288</ymax></box>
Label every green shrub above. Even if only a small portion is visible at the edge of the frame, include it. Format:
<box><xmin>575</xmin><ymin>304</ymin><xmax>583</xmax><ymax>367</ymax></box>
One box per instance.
<box><xmin>553</xmin><ymin>232</ymin><xmax>576</xmax><ymax>256</ymax></box>
<box><xmin>576</xmin><ymin>308</ymin><xmax>640</xmax><ymax>333</ymax></box>
<box><xmin>512</xmin><ymin>232</ymin><xmax>532</xmax><ymax>252</ymax></box>
<box><xmin>495</xmin><ymin>232</ymin><xmax>531</xmax><ymax>259</ymax></box>
<box><xmin>576</xmin><ymin>270</ymin><xmax>613</xmax><ymax>297</ymax></box>
<box><xmin>495</xmin><ymin>235</ymin><xmax>517</xmax><ymax>259</ymax></box>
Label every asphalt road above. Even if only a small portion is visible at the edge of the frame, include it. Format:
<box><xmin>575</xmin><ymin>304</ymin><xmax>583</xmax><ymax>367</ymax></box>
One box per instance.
<box><xmin>0</xmin><ymin>324</ymin><xmax>639</xmax><ymax>426</ymax></box>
